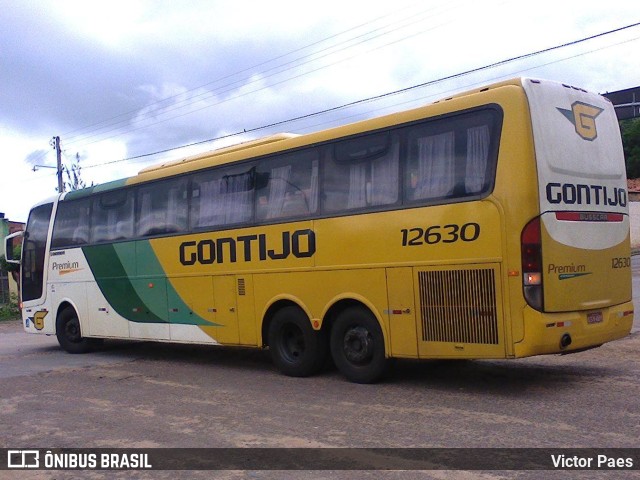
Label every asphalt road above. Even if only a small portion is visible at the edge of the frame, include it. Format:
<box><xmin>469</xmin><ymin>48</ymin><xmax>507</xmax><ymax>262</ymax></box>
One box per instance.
<box><xmin>1</xmin><ymin>259</ymin><xmax>639</xmax><ymax>480</ymax></box>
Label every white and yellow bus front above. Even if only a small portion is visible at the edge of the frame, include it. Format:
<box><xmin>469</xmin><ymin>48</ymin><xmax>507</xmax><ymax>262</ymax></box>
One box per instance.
<box><xmin>516</xmin><ymin>80</ymin><xmax>633</xmax><ymax>356</ymax></box>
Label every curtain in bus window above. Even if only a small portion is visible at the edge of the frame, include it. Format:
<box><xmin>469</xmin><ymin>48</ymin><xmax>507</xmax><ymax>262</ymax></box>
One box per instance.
<box><xmin>224</xmin><ymin>172</ymin><xmax>253</xmax><ymax>224</ymax></box>
<box><xmin>347</xmin><ymin>163</ymin><xmax>367</xmax><ymax>209</ymax></box>
<box><xmin>349</xmin><ymin>142</ymin><xmax>399</xmax><ymax>208</ymax></box>
<box><xmin>370</xmin><ymin>142</ymin><xmax>399</xmax><ymax>205</ymax></box>
<box><xmin>412</xmin><ymin>131</ymin><xmax>455</xmax><ymax>200</ymax></box>
<box><xmin>465</xmin><ymin>125</ymin><xmax>490</xmax><ymax>194</ymax></box>
<box><xmin>265</xmin><ymin>165</ymin><xmax>292</xmax><ymax>219</ymax></box>
<box><xmin>197</xmin><ymin>178</ymin><xmax>225</xmax><ymax>227</ymax></box>
<box><xmin>196</xmin><ymin>170</ymin><xmax>253</xmax><ymax>228</ymax></box>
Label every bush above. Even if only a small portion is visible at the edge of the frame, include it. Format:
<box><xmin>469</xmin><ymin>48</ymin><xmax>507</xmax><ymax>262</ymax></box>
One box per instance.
<box><xmin>0</xmin><ymin>293</ymin><xmax>20</xmax><ymax>321</ymax></box>
<box><xmin>0</xmin><ymin>254</ymin><xmax>20</xmax><ymax>274</ymax></box>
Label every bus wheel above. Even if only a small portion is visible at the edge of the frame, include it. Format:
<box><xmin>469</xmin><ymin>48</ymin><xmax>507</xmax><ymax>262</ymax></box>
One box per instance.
<box><xmin>268</xmin><ymin>306</ymin><xmax>327</xmax><ymax>377</ymax></box>
<box><xmin>56</xmin><ymin>307</ymin><xmax>97</xmax><ymax>354</ymax></box>
<box><xmin>330</xmin><ymin>306</ymin><xmax>387</xmax><ymax>384</ymax></box>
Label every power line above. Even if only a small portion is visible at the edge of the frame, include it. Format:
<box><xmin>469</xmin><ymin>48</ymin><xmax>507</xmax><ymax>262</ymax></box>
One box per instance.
<box><xmin>80</xmin><ymin>20</ymin><xmax>640</xmax><ymax>172</ymax></box>
<box><xmin>302</xmin><ymin>33</ymin><xmax>640</xmax><ymax>135</ymax></box>
<box><xmin>61</xmin><ymin>1</ymin><xmax>464</xmax><ymax>150</ymax></box>
<box><xmin>60</xmin><ymin>2</ymin><xmax>430</xmax><ymax>140</ymax></box>
<box><xmin>74</xmin><ymin>13</ymin><xmax>457</xmax><ymax>153</ymax></box>
<box><xmin>28</xmin><ymin>3</ymin><xmax>442</xmax><ymax>173</ymax></box>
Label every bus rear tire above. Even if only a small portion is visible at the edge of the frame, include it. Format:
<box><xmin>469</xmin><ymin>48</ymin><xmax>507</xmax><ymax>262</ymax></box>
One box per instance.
<box><xmin>268</xmin><ymin>306</ymin><xmax>327</xmax><ymax>377</ymax></box>
<box><xmin>56</xmin><ymin>307</ymin><xmax>99</xmax><ymax>354</ymax></box>
<box><xmin>330</xmin><ymin>306</ymin><xmax>387</xmax><ymax>384</ymax></box>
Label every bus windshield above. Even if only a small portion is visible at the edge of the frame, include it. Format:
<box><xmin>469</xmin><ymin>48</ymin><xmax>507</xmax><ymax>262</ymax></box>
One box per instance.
<box><xmin>21</xmin><ymin>203</ymin><xmax>52</xmax><ymax>302</ymax></box>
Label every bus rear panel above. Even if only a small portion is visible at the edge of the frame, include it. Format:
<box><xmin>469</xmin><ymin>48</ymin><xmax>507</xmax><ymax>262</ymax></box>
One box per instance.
<box><xmin>515</xmin><ymin>79</ymin><xmax>633</xmax><ymax>357</ymax></box>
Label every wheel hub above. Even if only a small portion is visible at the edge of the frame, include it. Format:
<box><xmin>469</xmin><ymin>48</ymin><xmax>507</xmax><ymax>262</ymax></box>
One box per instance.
<box><xmin>343</xmin><ymin>326</ymin><xmax>373</xmax><ymax>364</ymax></box>
<box><xmin>282</xmin><ymin>325</ymin><xmax>305</xmax><ymax>361</ymax></box>
<box><xmin>66</xmin><ymin>320</ymin><xmax>81</xmax><ymax>342</ymax></box>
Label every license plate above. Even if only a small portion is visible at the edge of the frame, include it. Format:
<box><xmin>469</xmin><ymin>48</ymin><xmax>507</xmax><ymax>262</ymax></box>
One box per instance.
<box><xmin>587</xmin><ymin>312</ymin><xmax>603</xmax><ymax>324</ymax></box>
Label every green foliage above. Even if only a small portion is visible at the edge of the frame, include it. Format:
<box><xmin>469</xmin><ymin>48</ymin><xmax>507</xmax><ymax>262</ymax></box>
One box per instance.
<box><xmin>622</xmin><ymin>118</ymin><xmax>640</xmax><ymax>178</ymax></box>
<box><xmin>0</xmin><ymin>293</ymin><xmax>20</xmax><ymax>321</ymax></box>
<box><xmin>64</xmin><ymin>153</ymin><xmax>93</xmax><ymax>191</ymax></box>
<box><xmin>0</xmin><ymin>254</ymin><xmax>19</xmax><ymax>274</ymax></box>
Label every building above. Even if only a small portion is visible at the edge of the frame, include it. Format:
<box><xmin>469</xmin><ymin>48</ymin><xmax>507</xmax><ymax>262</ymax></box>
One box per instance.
<box><xmin>603</xmin><ymin>86</ymin><xmax>640</xmax><ymax>121</ymax></box>
<box><xmin>1</xmin><ymin>212</ymin><xmax>25</xmax><ymax>303</ymax></box>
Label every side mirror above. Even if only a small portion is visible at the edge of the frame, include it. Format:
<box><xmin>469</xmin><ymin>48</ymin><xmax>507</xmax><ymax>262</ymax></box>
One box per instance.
<box><xmin>4</xmin><ymin>231</ymin><xmax>24</xmax><ymax>265</ymax></box>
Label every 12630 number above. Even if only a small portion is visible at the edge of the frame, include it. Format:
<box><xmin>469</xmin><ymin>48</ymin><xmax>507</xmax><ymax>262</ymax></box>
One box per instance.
<box><xmin>401</xmin><ymin>223</ymin><xmax>480</xmax><ymax>246</ymax></box>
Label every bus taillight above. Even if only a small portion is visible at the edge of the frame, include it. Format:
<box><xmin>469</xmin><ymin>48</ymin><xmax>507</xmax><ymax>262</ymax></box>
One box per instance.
<box><xmin>521</xmin><ymin>217</ymin><xmax>543</xmax><ymax>311</ymax></box>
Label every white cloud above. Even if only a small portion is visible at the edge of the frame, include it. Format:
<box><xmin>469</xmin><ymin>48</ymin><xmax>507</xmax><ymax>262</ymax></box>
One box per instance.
<box><xmin>0</xmin><ymin>128</ymin><xmax>60</xmax><ymax>221</ymax></box>
<box><xmin>52</xmin><ymin>0</ymin><xmax>150</xmax><ymax>48</ymax></box>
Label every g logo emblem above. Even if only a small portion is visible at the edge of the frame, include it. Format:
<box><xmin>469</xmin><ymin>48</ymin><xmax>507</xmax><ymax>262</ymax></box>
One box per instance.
<box><xmin>33</xmin><ymin>310</ymin><xmax>48</xmax><ymax>330</ymax></box>
<box><xmin>557</xmin><ymin>102</ymin><xmax>604</xmax><ymax>141</ymax></box>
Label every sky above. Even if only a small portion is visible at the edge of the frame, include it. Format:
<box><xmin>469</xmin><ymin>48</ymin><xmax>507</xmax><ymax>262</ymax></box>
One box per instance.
<box><xmin>1</xmin><ymin>0</ymin><xmax>638</xmax><ymax>222</ymax></box>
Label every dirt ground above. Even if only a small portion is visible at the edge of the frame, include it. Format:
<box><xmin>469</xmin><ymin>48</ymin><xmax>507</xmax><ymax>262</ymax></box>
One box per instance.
<box><xmin>1</xmin><ymin>313</ymin><xmax>639</xmax><ymax>479</ymax></box>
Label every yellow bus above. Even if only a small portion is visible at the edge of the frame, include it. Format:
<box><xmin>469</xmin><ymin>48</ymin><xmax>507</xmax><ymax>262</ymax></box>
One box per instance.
<box><xmin>5</xmin><ymin>78</ymin><xmax>633</xmax><ymax>383</ymax></box>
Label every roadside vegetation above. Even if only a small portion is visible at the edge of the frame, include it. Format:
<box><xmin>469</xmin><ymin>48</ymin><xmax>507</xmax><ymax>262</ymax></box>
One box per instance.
<box><xmin>0</xmin><ymin>254</ymin><xmax>20</xmax><ymax>321</ymax></box>
<box><xmin>623</xmin><ymin>117</ymin><xmax>640</xmax><ymax>178</ymax></box>
<box><xmin>0</xmin><ymin>293</ymin><xmax>19</xmax><ymax>321</ymax></box>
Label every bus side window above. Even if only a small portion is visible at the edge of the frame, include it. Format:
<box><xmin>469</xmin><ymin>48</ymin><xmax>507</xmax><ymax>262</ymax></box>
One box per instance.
<box><xmin>51</xmin><ymin>198</ymin><xmax>91</xmax><ymax>248</ymax></box>
<box><xmin>256</xmin><ymin>149</ymin><xmax>319</xmax><ymax>221</ymax></box>
<box><xmin>190</xmin><ymin>165</ymin><xmax>255</xmax><ymax>230</ymax></box>
<box><xmin>137</xmin><ymin>178</ymin><xmax>188</xmax><ymax>237</ymax></box>
<box><xmin>405</xmin><ymin>128</ymin><xmax>456</xmax><ymax>202</ymax></box>
<box><xmin>323</xmin><ymin>132</ymin><xmax>399</xmax><ymax>212</ymax></box>
<box><xmin>91</xmin><ymin>190</ymin><xmax>135</xmax><ymax>243</ymax></box>
<box><xmin>404</xmin><ymin>111</ymin><xmax>497</xmax><ymax>204</ymax></box>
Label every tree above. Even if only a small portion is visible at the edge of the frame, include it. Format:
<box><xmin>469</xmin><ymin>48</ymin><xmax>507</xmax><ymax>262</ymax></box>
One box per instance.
<box><xmin>64</xmin><ymin>153</ymin><xmax>92</xmax><ymax>191</ymax></box>
<box><xmin>621</xmin><ymin>118</ymin><xmax>640</xmax><ymax>178</ymax></box>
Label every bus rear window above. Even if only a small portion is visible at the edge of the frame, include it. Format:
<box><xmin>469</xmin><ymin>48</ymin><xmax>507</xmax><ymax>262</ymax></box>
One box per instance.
<box><xmin>404</xmin><ymin>109</ymin><xmax>500</xmax><ymax>204</ymax></box>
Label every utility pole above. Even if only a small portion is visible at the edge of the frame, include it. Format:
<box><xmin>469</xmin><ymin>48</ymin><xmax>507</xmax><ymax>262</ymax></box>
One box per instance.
<box><xmin>34</xmin><ymin>136</ymin><xmax>66</xmax><ymax>192</ymax></box>
<box><xmin>53</xmin><ymin>136</ymin><xmax>64</xmax><ymax>193</ymax></box>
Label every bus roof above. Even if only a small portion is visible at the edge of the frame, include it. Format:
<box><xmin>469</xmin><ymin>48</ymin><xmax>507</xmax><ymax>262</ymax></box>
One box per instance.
<box><xmin>138</xmin><ymin>132</ymin><xmax>300</xmax><ymax>175</ymax></box>
<box><xmin>64</xmin><ymin>77</ymin><xmax>604</xmax><ymax>199</ymax></box>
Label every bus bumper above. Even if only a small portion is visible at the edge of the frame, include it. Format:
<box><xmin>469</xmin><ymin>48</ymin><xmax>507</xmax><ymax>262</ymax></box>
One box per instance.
<box><xmin>513</xmin><ymin>302</ymin><xmax>634</xmax><ymax>358</ymax></box>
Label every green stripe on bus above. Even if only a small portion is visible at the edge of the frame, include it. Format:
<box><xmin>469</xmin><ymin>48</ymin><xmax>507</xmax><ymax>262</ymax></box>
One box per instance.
<box><xmin>83</xmin><ymin>242</ymin><xmax>217</xmax><ymax>326</ymax></box>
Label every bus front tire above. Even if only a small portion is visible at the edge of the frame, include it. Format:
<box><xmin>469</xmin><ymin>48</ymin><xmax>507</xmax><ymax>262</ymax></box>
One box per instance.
<box><xmin>56</xmin><ymin>307</ymin><xmax>99</xmax><ymax>354</ymax></box>
<box><xmin>330</xmin><ymin>306</ymin><xmax>388</xmax><ymax>384</ymax></box>
<box><xmin>268</xmin><ymin>306</ymin><xmax>327</xmax><ymax>377</ymax></box>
